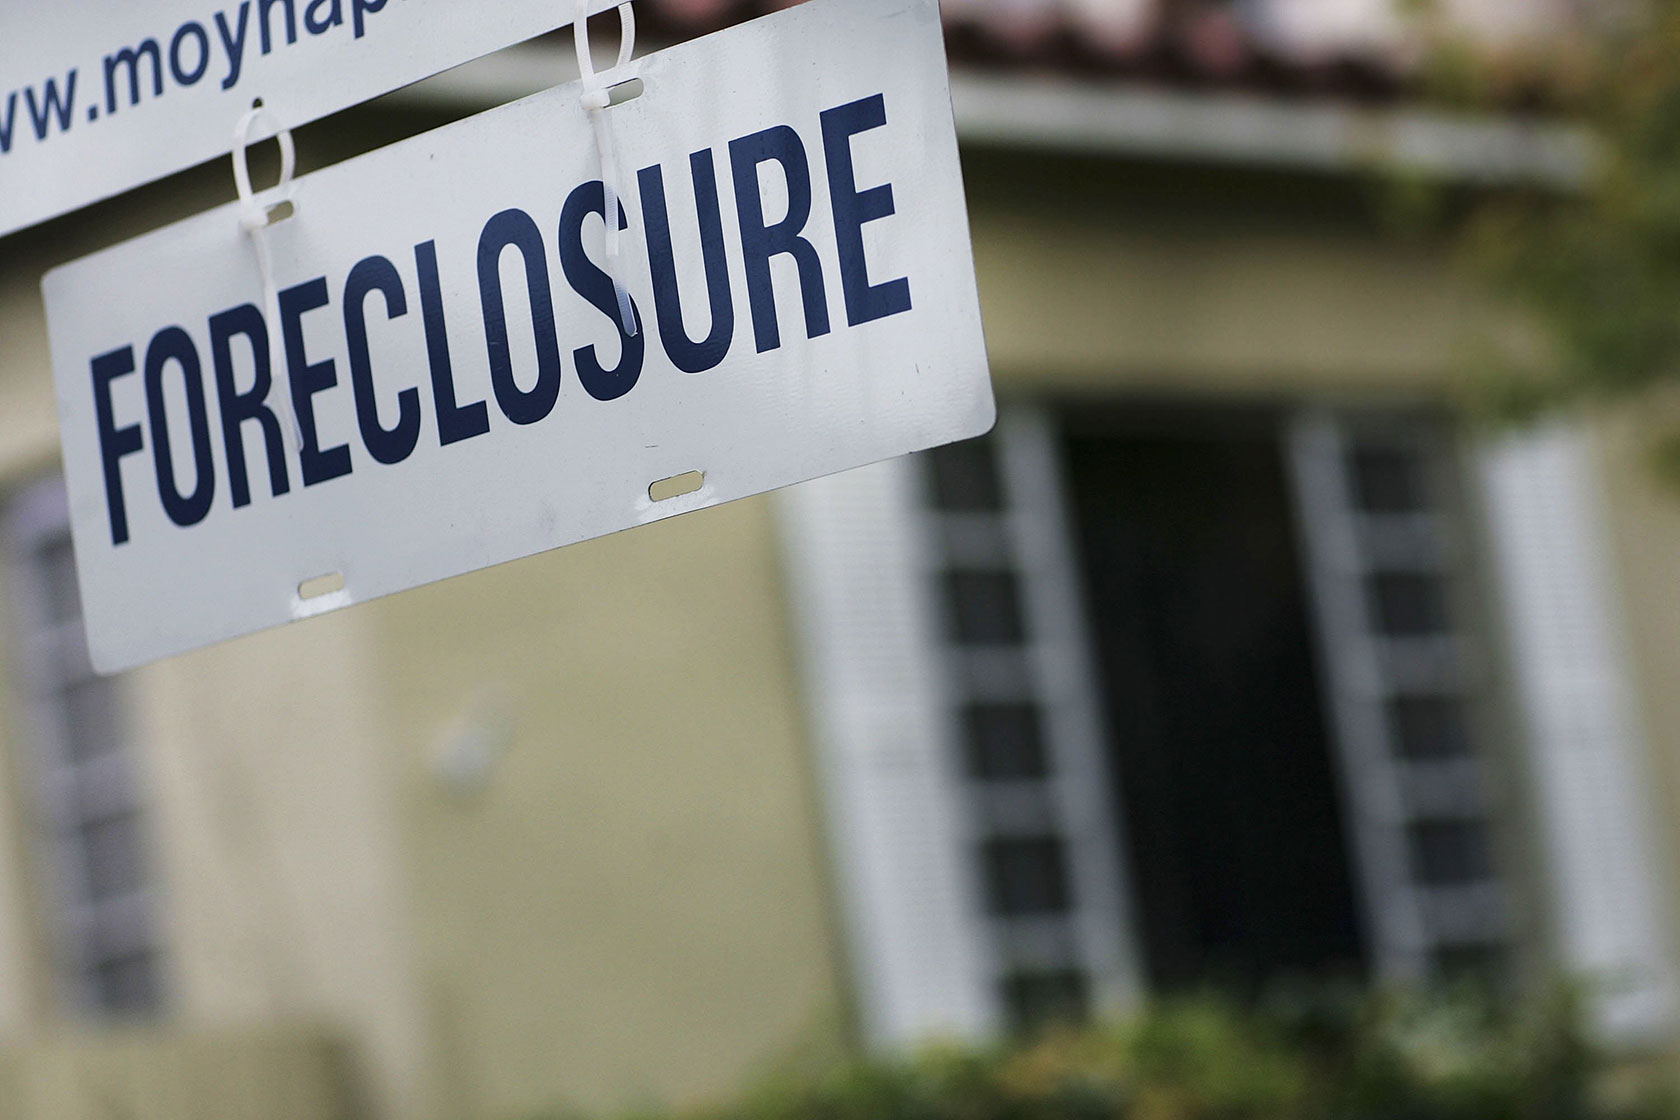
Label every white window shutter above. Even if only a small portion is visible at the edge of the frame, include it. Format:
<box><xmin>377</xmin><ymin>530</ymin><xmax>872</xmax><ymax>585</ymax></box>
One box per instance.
<box><xmin>1476</xmin><ymin>424</ymin><xmax>1679</xmax><ymax>1041</ymax></box>
<box><xmin>777</xmin><ymin>460</ymin><xmax>998</xmax><ymax>1047</ymax></box>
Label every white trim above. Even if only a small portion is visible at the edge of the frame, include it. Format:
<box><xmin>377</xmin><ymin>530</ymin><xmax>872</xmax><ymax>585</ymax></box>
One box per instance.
<box><xmin>949</xmin><ymin>74</ymin><xmax>1592</xmax><ymax>187</ymax></box>
<box><xmin>387</xmin><ymin>46</ymin><xmax>1592</xmax><ymax>186</ymax></box>
<box><xmin>993</xmin><ymin>409</ymin><xmax>1142</xmax><ymax>1015</ymax></box>
<box><xmin>778</xmin><ymin>459</ymin><xmax>998</xmax><ymax>1046</ymax></box>
<box><xmin>1287</xmin><ymin>410</ymin><xmax>1518</xmax><ymax>980</ymax></box>
<box><xmin>780</xmin><ymin>412</ymin><xmax>1146</xmax><ymax>1043</ymax></box>
<box><xmin>1287</xmin><ymin>413</ymin><xmax>1431</xmax><ymax>979</ymax></box>
<box><xmin>1475</xmin><ymin>423</ymin><xmax>1679</xmax><ymax>1043</ymax></box>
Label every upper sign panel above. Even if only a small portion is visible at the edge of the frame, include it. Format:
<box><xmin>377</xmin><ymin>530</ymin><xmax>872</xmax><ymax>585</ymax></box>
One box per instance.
<box><xmin>0</xmin><ymin>0</ymin><xmax>624</xmax><ymax>237</ymax></box>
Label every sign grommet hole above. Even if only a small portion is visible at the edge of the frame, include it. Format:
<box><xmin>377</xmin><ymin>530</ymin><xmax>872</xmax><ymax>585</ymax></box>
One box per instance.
<box><xmin>649</xmin><ymin>471</ymin><xmax>704</xmax><ymax>503</ymax></box>
<box><xmin>607</xmin><ymin>77</ymin><xmax>645</xmax><ymax>106</ymax></box>
<box><xmin>265</xmin><ymin>199</ymin><xmax>295</xmax><ymax>226</ymax></box>
<box><xmin>298</xmin><ymin>572</ymin><xmax>345</xmax><ymax>600</ymax></box>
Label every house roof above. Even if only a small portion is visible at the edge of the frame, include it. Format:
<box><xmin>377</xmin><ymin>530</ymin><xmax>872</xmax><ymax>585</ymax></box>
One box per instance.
<box><xmin>633</xmin><ymin>0</ymin><xmax>1579</xmax><ymax>106</ymax></box>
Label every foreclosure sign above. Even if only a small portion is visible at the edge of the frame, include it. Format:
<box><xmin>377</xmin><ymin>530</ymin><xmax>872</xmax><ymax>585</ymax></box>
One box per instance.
<box><xmin>43</xmin><ymin>0</ymin><xmax>995</xmax><ymax>672</ymax></box>
<box><xmin>0</xmin><ymin>0</ymin><xmax>625</xmax><ymax>237</ymax></box>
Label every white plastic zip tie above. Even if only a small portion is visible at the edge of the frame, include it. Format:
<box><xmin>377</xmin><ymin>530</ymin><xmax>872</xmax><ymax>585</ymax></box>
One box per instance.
<box><xmin>575</xmin><ymin>0</ymin><xmax>639</xmax><ymax>336</ymax></box>
<box><xmin>232</xmin><ymin>105</ymin><xmax>304</xmax><ymax>450</ymax></box>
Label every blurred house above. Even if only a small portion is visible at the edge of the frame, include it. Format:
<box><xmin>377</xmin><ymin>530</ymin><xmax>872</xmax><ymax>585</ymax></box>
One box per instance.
<box><xmin>0</xmin><ymin>0</ymin><xmax>1674</xmax><ymax>1118</ymax></box>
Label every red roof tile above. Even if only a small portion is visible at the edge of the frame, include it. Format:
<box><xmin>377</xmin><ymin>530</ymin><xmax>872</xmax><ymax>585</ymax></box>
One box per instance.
<box><xmin>632</xmin><ymin>0</ymin><xmax>1576</xmax><ymax>105</ymax></box>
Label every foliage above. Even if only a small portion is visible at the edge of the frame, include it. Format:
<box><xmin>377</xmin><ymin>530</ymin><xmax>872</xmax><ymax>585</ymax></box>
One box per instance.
<box><xmin>525</xmin><ymin>989</ymin><xmax>1676</xmax><ymax>1120</ymax></box>
<box><xmin>1461</xmin><ymin>0</ymin><xmax>1680</xmax><ymax>464</ymax></box>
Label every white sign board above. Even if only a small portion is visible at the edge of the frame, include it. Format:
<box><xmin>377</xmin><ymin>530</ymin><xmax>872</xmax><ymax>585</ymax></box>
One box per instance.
<box><xmin>0</xmin><ymin>0</ymin><xmax>626</xmax><ymax>237</ymax></box>
<box><xmin>43</xmin><ymin>0</ymin><xmax>995</xmax><ymax>673</ymax></box>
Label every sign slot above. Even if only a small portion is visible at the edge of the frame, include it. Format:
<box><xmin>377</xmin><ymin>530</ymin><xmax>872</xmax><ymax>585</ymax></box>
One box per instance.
<box><xmin>298</xmin><ymin>572</ymin><xmax>346</xmax><ymax>601</ymax></box>
<box><xmin>608</xmin><ymin>78</ymin><xmax>646</xmax><ymax>106</ymax></box>
<box><xmin>649</xmin><ymin>471</ymin><xmax>705</xmax><ymax>503</ymax></box>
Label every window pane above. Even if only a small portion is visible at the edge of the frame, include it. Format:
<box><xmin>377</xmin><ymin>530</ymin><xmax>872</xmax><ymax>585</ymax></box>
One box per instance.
<box><xmin>982</xmin><ymin>836</ymin><xmax>1071</xmax><ymax>914</ymax></box>
<box><xmin>80</xmin><ymin>813</ymin><xmax>147</xmax><ymax>903</ymax></box>
<box><xmin>36</xmin><ymin>535</ymin><xmax>81</xmax><ymax>624</ymax></box>
<box><xmin>1349</xmin><ymin>446</ymin><xmax>1429</xmax><ymax>514</ymax></box>
<box><xmin>89</xmin><ymin>952</ymin><xmax>160</xmax><ymax>1015</ymax></box>
<box><xmin>926</xmin><ymin>437</ymin><xmax>1005</xmax><ymax>512</ymax></box>
<box><xmin>963</xmin><ymin>703</ymin><xmax>1049</xmax><ymax>780</ymax></box>
<box><xmin>1408</xmin><ymin>820</ymin><xmax>1494</xmax><ymax>886</ymax></box>
<box><xmin>1368</xmin><ymin>572</ymin><xmax>1451</xmax><ymax>636</ymax></box>
<box><xmin>1001</xmin><ymin>969</ymin><xmax>1088</xmax><ymax>1034</ymax></box>
<box><xmin>1388</xmin><ymin>695</ymin><xmax>1472</xmax><ymax>759</ymax></box>
<box><xmin>62</xmin><ymin>678</ymin><xmax>123</xmax><ymax>764</ymax></box>
<box><xmin>944</xmin><ymin>570</ymin><xmax>1027</xmax><ymax>645</ymax></box>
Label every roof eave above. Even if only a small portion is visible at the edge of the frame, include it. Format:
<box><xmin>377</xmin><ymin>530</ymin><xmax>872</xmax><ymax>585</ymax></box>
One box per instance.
<box><xmin>383</xmin><ymin>43</ymin><xmax>1593</xmax><ymax>189</ymax></box>
<box><xmin>951</xmin><ymin>72</ymin><xmax>1592</xmax><ymax>188</ymax></box>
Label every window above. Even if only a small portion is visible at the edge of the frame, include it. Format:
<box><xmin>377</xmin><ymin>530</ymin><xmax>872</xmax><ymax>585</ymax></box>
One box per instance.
<box><xmin>982</xmin><ymin>836</ymin><xmax>1073</xmax><ymax>915</ymax></box>
<box><xmin>784</xmin><ymin>403</ymin><xmax>1672</xmax><ymax>1048</ymax></box>
<box><xmin>1290</xmin><ymin>414</ymin><xmax>1511</xmax><ymax>985</ymax></box>
<box><xmin>961</xmin><ymin>703</ymin><xmax>1048</xmax><ymax>780</ymax></box>
<box><xmin>3</xmin><ymin>478</ymin><xmax>163</xmax><ymax>1017</ymax></box>
<box><xmin>1063</xmin><ymin>407</ymin><xmax>1370</xmax><ymax>993</ymax></box>
<box><xmin>1388</xmin><ymin>696</ymin><xmax>1473</xmax><ymax>760</ymax></box>
<box><xmin>917</xmin><ymin>415</ymin><xmax>1138</xmax><ymax>1033</ymax></box>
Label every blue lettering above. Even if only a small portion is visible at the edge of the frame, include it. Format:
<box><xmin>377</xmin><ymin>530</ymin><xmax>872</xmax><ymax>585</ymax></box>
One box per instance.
<box><xmin>258</xmin><ymin>0</ymin><xmax>297</xmax><ymax>54</ymax></box>
<box><xmin>215</xmin><ymin>3</ymin><xmax>252</xmax><ymax>90</ymax></box>
<box><xmin>279</xmin><ymin>278</ymin><xmax>352</xmax><ymax>486</ymax></box>
<box><xmin>304</xmin><ymin>0</ymin><xmax>343</xmax><ymax>34</ymax></box>
<box><xmin>639</xmin><ymin>151</ymin><xmax>734</xmax><ymax>375</ymax></box>
<box><xmin>209</xmin><ymin>303</ymin><xmax>289</xmax><ymax>508</ymax></box>
<box><xmin>169</xmin><ymin>22</ymin><xmax>211</xmax><ymax>87</ymax></box>
<box><xmin>25</xmin><ymin>73</ymin><xmax>76</xmax><ymax>140</ymax></box>
<box><xmin>344</xmin><ymin>255</ymin><xmax>420</xmax><ymax>465</ymax></box>
<box><xmin>729</xmin><ymin>125</ymin><xmax>830</xmax><ymax>354</ymax></box>
<box><xmin>104</xmin><ymin>42</ymin><xmax>161</xmax><ymax>114</ymax></box>
<box><xmin>560</xmin><ymin>182</ymin><xmax>644</xmax><ymax>402</ymax></box>
<box><xmin>352</xmin><ymin>0</ymin><xmax>387</xmax><ymax>38</ymax></box>
<box><xmin>144</xmin><ymin>327</ymin><xmax>216</xmax><ymax>529</ymax></box>
<box><xmin>415</xmin><ymin>240</ymin><xmax>488</xmax><ymax>447</ymax></box>
<box><xmin>821</xmin><ymin>95</ymin><xmax>912</xmax><ymax>328</ymax></box>
<box><xmin>477</xmin><ymin>209</ymin><xmax>562</xmax><ymax>426</ymax></box>
<box><xmin>92</xmin><ymin>347</ymin><xmax>144</xmax><ymax>546</ymax></box>
<box><xmin>0</xmin><ymin>91</ymin><xmax>17</xmax><ymax>154</ymax></box>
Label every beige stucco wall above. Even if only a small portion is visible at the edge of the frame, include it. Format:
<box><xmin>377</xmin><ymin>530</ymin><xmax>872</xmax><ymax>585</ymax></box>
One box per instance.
<box><xmin>131</xmin><ymin>612</ymin><xmax>431</xmax><ymax>1120</ymax></box>
<box><xmin>968</xmin><ymin>167</ymin><xmax>1475</xmax><ymax>394</ymax></box>
<box><xmin>0</xmin><ymin>537</ymin><xmax>47</xmax><ymax>1042</ymax></box>
<box><xmin>1581</xmin><ymin>409</ymin><xmax>1680</xmax><ymax>963</ymax></box>
<box><xmin>364</xmin><ymin>497</ymin><xmax>845</xmax><ymax>1119</ymax></box>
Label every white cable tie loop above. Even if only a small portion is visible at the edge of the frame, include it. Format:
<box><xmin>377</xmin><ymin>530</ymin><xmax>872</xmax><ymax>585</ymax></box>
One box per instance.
<box><xmin>572</xmin><ymin>1</ymin><xmax>636</xmax><ymax>84</ymax></box>
<box><xmin>615</xmin><ymin>2</ymin><xmax>635</xmax><ymax>69</ymax></box>
<box><xmin>232</xmin><ymin>105</ymin><xmax>304</xmax><ymax>451</ymax></box>
<box><xmin>233</xmin><ymin>106</ymin><xmax>296</xmax><ymax>228</ymax></box>
<box><xmin>575</xmin><ymin>0</ymin><xmax>639</xmax><ymax>337</ymax></box>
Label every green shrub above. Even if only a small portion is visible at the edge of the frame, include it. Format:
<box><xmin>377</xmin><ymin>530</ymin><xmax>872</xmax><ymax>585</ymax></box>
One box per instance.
<box><xmin>529</xmin><ymin>989</ymin><xmax>1677</xmax><ymax>1120</ymax></box>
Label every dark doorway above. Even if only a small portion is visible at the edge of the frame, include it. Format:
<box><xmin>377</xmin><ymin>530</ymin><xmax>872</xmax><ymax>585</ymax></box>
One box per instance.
<box><xmin>1062</xmin><ymin>407</ymin><xmax>1368</xmax><ymax>991</ymax></box>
